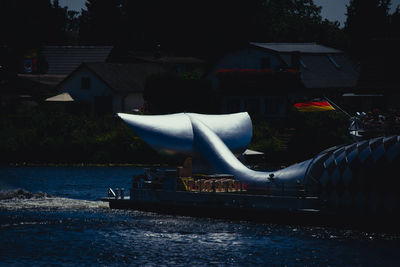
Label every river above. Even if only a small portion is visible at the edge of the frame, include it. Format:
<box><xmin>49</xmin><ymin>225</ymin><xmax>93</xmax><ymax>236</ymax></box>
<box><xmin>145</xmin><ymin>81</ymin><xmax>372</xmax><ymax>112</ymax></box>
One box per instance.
<box><xmin>0</xmin><ymin>166</ymin><xmax>399</xmax><ymax>266</ymax></box>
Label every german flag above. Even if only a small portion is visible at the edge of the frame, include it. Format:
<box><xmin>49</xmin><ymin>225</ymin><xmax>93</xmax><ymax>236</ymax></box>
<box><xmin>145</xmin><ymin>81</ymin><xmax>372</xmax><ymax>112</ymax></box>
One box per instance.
<box><xmin>293</xmin><ymin>101</ymin><xmax>335</xmax><ymax>112</ymax></box>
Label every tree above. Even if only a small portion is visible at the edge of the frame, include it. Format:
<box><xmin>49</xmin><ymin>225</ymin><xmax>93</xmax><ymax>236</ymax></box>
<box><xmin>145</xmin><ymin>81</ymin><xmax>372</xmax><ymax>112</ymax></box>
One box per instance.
<box><xmin>261</xmin><ymin>0</ymin><xmax>323</xmax><ymax>41</ymax></box>
<box><xmin>345</xmin><ymin>0</ymin><xmax>392</xmax><ymax>58</ymax></box>
<box><xmin>0</xmin><ymin>0</ymin><xmax>69</xmax><ymax>47</ymax></box>
<box><xmin>119</xmin><ymin>0</ymin><xmax>344</xmax><ymax>60</ymax></box>
<box><xmin>120</xmin><ymin>0</ymin><xmax>259</xmax><ymax>58</ymax></box>
<box><xmin>66</xmin><ymin>11</ymin><xmax>80</xmax><ymax>31</ymax></box>
<box><xmin>389</xmin><ymin>6</ymin><xmax>400</xmax><ymax>38</ymax></box>
<box><xmin>0</xmin><ymin>0</ymin><xmax>345</xmax><ymax>62</ymax></box>
<box><xmin>79</xmin><ymin>0</ymin><xmax>124</xmax><ymax>45</ymax></box>
<box><xmin>144</xmin><ymin>73</ymin><xmax>217</xmax><ymax>114</ymax></box>
<box><xmin>48</xmin><ymin>0</ymin><xmax>68</xmax><ymax>44</ymax></box>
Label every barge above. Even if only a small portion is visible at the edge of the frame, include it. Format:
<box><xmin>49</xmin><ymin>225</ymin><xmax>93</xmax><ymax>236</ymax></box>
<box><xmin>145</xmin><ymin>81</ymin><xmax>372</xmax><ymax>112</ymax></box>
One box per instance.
<box><xmin>103</xmin><ymin>168</ymin><xmax>320</xmax><ymax>221</ymax></box>
<box><xmin>102</xmin><ymin>112</ymin><xmax>400</xmax><ymax>229</ymax></box>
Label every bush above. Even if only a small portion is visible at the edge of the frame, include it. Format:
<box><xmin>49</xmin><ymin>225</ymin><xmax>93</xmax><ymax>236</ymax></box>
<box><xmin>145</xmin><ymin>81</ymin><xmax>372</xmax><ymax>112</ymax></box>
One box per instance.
<box><xmin>0</xmin><ymin>106</ymin><xmax>353</xmax><ymax>166</ymax></box>
<box><xmin>287</xmin><ymin>111</ymin><xmax>351</xmax><ymax>163</ymax></box>
<box><xmin>248</xmin><ymin>111</ymin><xmax>352</xmax><ymax>166</ymax></box>
<box><xmin>144</xmin><ymin>73</ymin><xmax>217</xmax><ymax>114</ymax></box>
<box><xmin>0</xmin><ymin>106</ymin><xmax>161</xmax><ymax>164</ymax></box>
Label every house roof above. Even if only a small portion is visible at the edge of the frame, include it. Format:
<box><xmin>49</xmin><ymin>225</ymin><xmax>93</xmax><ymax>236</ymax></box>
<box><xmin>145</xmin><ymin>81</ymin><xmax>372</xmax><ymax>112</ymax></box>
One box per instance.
<box><xmin>77</xmin><ymin>62</ymin><xmax>166</xmax><ymax>93</ymax></box>
<box><xmin>279</xmin><ymin>54</ymin><xmax>359</xmax><ymax>89</ymax></box>
<box><xmin>17</xmin><ymin>74</ymin><xmax>67</xmax><ymax>87</ymax></box>
<box><xmin>42</xmin><ymin>46</ymin><xmax>113</xmax><ymax>75</ymax></box>
<box><xmin>250</xmin><ymin>42</ymin><xmax>343</xmax><ymax>54</ymax></box>
<box><xmin>134</xmin><ymin>55</ymin><xmax>205</xmax><ymax>64</ymax></box>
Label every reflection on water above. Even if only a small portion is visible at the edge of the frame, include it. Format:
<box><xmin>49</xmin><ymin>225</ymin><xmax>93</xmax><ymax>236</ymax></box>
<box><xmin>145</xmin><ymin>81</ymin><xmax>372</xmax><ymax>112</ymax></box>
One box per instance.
<box><xmin>0</xmin><ymin>167</ymin><xmax>400</xmax><ymax>266</ymax></box>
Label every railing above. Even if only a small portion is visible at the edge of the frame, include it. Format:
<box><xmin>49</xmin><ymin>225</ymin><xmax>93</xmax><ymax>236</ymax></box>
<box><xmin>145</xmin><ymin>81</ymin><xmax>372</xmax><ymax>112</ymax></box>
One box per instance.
<box><xmin>108</xmin><ymin>187</ymin><xmax>125</xmax><ymax>199</ymax></box>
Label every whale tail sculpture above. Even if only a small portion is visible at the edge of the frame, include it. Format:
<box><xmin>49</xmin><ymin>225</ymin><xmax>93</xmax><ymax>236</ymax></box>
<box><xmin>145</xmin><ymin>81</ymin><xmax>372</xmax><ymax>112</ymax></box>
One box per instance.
<box><xmin>118</xmin><ymin>112</ymin><xmax>400</xmax><ymax>214</ymax></box>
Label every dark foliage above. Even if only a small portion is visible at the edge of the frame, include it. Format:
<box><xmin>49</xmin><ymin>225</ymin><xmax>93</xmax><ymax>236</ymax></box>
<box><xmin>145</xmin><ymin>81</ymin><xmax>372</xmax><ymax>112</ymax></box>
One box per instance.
<box><xmin>345</xmin><ymin>0</ymin><xmax>400</xmax><ymax>59</ymax></box>
<box><xmin>0</xmin><ymin>0</ymin><xmax>349</xmax><ymax>73</ymax></box>
<box><xmin>248</xmin><ymin>110</ymin><xmax>351</xmax><ymax>166</ymax></box>
<box><xmin>144</xmin><ymin>73</ymin><xmax>218</xmax><ymax>114</ymax></box>
<box><xmin>0</xmin><ymin>106</ymin><xmax>163</xmax><ymax>165</ymax></box>
<box><xmin>287</xmin><ymin>111</ymin><xmax>351</xmax><ymax>163</ymax></box>
<box><xmin>0</xmin><ymin>0</ymin><xmax>68</xmax><ymax>47</ymax></box>
<box><xmin>0</xmin><ymin>105</ymin><xmax>351</xmax><ymax>165</ymax></box>
<box><xmin>2</xmin><ymin>0</ymin><xmax>399</xmax><ymax>61</ymax></box>
<box><xmin>76</xmin><ymin>0</ymin><xmax>346</xmax><ymax>59</ymax></box>
<box><xmin>79</xmin><ymin>0</ymin><xmax>124</xmax><ymax>45</ymax></box>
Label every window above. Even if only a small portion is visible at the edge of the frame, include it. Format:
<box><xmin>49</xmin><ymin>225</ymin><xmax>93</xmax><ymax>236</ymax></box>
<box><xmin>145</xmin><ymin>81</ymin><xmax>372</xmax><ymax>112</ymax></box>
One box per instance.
<box><xmin>327</xmin><ymin>55</ymin><xmax>341</xmax><ymax>69</ymax></box>
<box><xmin>299</xmin><ymin>58</ymin><xmax>308</xmax><ymax>69</ymax></box>
<box><xmin>81</xmin><ymin>77</ymin><xmax>91</xmax><ymax>89</ymax></box>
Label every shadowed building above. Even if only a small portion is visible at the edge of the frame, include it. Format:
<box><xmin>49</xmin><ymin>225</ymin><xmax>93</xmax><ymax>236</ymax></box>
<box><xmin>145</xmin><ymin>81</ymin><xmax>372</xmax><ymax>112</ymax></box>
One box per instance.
<box><xmin>53</xmin><ymin>62</ymin><xmax>166</xmax><ymax>115</ymax></box>
<box><xmin>16</xmin><ymin>46</ymin><xmax>115</xmax><ymax>106</ymax></box>
<box><xmin>210</xmin><ymin>42</ymin><xmax>359</xmax><ymax>119</ymax></box>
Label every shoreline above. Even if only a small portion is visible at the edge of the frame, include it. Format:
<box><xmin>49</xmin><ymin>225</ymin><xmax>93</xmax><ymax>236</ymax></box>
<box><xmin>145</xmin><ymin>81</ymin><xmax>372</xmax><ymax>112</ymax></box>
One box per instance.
<box><xmin>1</xmin><ymin>163</ymin><xmax>171</xmax><ymax>168</ymax></box>
<box><xmin>1</xmin><ymin>162</ymin><xmax>281</xmax><ymax>171</ymax></box>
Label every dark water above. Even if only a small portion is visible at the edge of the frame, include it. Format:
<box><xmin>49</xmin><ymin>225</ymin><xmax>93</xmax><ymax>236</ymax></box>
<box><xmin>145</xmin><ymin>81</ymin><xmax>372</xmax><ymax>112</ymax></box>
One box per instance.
<box><xmin>1</xmin><ymin>167</ymin><xmax>399</xmax><ymax>266</ymax></box>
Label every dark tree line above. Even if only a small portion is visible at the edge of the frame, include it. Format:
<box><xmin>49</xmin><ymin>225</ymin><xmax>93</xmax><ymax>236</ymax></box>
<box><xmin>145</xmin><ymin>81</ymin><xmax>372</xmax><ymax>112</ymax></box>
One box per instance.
<box><xmin>0</xmin><ymin>0</ymin><xmax>78</xmax><ymax>73</ymax></box>
<box><xmin>345</xmin><ymin>0</ymin><xmax>400</xmax><ymax>60</ymax></box>
<box><xmin>1</xmin><ymin>0</ymin><xmax>72</xmax><ymax>47</ymax></box>
<box><xmin>77</xmin><ymin>0</ymin><xmax>348</xmax><ymax>60</ymax></box>
<box><xmin>1</xmin><ymin>0</ymin><xmax>399</xmax><ymax>62</ymax></box>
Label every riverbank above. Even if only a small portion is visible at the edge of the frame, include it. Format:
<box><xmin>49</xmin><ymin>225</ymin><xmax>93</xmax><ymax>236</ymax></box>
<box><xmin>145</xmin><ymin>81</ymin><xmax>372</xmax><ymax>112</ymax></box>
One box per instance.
<box><xmin>0</xmin><ymin>106</ymin><xmax>351</xmax><ymax>166</ymax></box>
<box><xmin>2</xmin><ymin>162</ymin><xmax>170</xmax><ymax>167</ymax></box>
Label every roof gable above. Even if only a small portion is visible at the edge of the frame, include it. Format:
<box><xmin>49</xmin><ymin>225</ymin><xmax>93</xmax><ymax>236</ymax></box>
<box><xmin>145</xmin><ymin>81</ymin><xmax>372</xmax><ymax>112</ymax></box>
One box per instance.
<box><xmin>279</xmin><ymin>54</ymin><xmax>358</xmax><ymax>88</ymax></box>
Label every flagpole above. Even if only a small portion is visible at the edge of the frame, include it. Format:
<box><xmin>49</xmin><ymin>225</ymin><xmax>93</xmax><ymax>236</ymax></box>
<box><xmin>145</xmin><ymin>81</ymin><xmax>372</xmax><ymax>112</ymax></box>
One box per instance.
<box><xmin>323</xmin><ymin>96</ymin><xmax>352</xmax><ymax>118</ymax></box>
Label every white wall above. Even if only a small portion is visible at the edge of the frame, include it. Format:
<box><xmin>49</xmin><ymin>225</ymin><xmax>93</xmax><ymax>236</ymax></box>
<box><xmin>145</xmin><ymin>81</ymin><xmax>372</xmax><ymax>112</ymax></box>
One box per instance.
<box><xmin>60</xmin><ymin>67</ymin><xmax>112</xmax><ymax>100</ymax></box>
<box><xmin>59</xmin><ymin>67</ymin><xmax>112</xmax><ymax>114</ymax></box>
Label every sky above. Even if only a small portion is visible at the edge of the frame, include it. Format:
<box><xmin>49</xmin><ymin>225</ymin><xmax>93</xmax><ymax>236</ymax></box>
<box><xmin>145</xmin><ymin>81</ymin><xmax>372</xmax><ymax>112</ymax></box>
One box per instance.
<box><xmin>59</xmin><ymin>0</ymin><xmax>400</xmax><ymax>27</ymax></box>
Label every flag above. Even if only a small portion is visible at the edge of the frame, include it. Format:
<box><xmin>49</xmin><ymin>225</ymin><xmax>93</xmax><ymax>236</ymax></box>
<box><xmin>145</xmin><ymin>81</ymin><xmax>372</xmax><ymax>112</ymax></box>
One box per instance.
<box><xmin>294</xmin><ymin>101</ymin><xmax>335</xmax><ymax>112</ymax></box>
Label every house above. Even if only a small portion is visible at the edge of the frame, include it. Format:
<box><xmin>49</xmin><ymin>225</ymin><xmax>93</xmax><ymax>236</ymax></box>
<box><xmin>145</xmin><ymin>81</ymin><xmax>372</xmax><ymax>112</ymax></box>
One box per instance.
<box><xmin>54</xmin><ymin>62</ymin><xmax>166</xmax><ymax>115</ymax></box>
<box><xmin>17</xmin><ymin>46</ymin><xmax>114</xmax><ymax>94</ymax></box>
<box><xmin>210</xmin><ymin>42</ymin><xmax>359</xmax><ymax>118</ymax></box>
